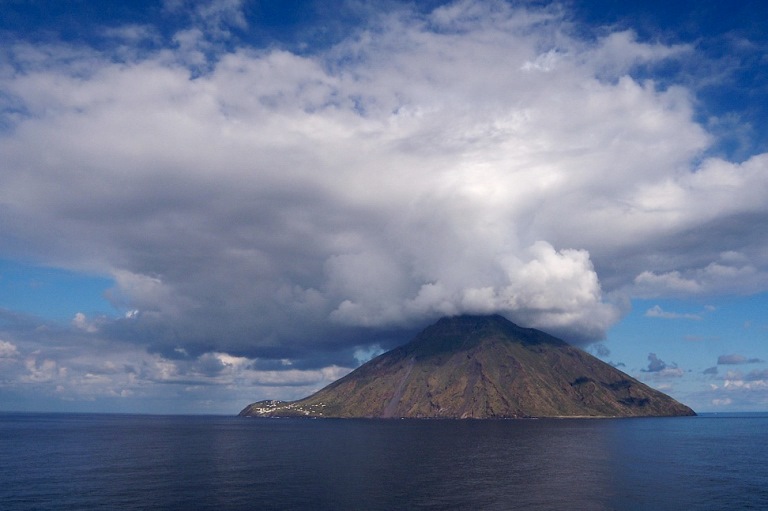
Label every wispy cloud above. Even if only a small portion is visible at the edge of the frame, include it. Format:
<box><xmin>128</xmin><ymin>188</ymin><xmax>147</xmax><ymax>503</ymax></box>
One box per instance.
<box><xmin>717</xmin><ymin>354</ymin><xmax>765</xmax><ymax>365</ymax></box>
<box><xmin>644</xmin><ymin>305</ymin><xmax>702</xmax><ymax>320</ymax></box>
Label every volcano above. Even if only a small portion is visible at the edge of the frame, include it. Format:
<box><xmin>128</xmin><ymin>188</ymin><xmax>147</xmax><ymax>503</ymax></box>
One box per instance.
<box><xmin>239</xmin><ymin>315</ymin><xmax>695</xmax><ymax>418</ymax></box>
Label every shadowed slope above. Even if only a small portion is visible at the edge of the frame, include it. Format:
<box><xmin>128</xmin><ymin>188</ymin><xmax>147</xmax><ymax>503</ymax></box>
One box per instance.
<box><xmin>240</xmin><ymin>315</ymin><xmax>695</xmax><ymax>418</ymax></box>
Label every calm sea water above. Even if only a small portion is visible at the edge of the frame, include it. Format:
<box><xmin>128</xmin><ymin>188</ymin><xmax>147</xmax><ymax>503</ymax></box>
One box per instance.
<box><xmin>0</xmin><ymin>412</ymin><xmax>766</xmax><ymax>510</ymax></box>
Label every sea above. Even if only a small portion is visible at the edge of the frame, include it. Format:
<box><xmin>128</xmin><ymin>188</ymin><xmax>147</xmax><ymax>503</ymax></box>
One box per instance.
<box><xmin>1</xmin><ymin>412</ymin><xmax>766</xmax><ymax>511</ymax></box>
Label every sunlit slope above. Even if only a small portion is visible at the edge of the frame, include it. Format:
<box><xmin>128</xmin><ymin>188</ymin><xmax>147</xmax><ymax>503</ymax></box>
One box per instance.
<box><xmin>240</xmin><ymin>315</ymin><xmax>695</xmax><ymax>418</ymax></box>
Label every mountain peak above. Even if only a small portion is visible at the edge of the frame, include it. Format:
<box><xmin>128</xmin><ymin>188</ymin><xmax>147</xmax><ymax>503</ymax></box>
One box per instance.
<box><xmin>430</xmin><ymin>313</ymin><xmax>564</xmax><ymax>341</ymax></box>
<box><xmin>240</xmin><ymin>315</ymin><xmax>695</xmax><ymax>419</ymax></box>
<box><xmin>403</xmin><ymin>314</ymin><xmax>566</xmax><ymax>358</ymax></box>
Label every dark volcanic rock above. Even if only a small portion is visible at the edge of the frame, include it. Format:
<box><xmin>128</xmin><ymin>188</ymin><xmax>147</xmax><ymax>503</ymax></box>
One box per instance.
<box><xmin>239</xmin><ymin>315</ymin><xmax>696</xmax><ymax>418</ymax></box>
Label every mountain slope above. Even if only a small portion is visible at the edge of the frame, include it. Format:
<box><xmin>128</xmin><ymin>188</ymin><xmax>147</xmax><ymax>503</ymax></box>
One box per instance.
<box><xmin>239</xmin><ymin>315</ymin><xmax>695</xmax><ymax>418</ymax></box>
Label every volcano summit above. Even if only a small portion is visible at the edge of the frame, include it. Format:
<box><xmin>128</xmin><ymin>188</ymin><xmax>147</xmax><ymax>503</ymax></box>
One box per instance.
<box><xmin>239</xmin><ymin>315</ymin><xmax>695</xmax><ymax>419</ymax></box>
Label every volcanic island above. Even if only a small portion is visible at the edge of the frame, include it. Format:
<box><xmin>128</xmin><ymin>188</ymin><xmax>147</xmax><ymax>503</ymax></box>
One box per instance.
<box><xmin>239</xmin><ymin>314</ymin><xmax>695</xmax><ymax>419</ymax></box>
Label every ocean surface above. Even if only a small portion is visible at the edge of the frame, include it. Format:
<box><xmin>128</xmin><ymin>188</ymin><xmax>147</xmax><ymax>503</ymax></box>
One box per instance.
<box><xmin>1</xmin><ymin>412</ymin><xmax>766</xmax><ymax>510</ymax></box>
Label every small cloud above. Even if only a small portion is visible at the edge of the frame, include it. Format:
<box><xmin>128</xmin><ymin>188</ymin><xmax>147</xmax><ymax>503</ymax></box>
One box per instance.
<box><xmin>72</xmin><ymin>313</ymin><xmax>98</xmax><ymax>333</ymax></box>
<box><xmin>590</xmin><ymin>343</ymin><xmax>610</xmax><ymax>358</ymax></box>
<box><xmin>196</xmin><ymin>353</ymin><xmax>227</xmax><ymax>377</ymax></box>
<box><xmin>644</xmin><ymin>305</ymin><xmax>701</xmax><ymax>320</ymax></box>
<box><xmin>0</xmin><ymin>340</ymin><xmax>20</xmax><ymax>359</ymax></box>
<box><xmin>102</xmin><ymin>24</ymin><xmax>159</xmax><ymax>44</ymax></box>
<box><xmin>711</xmin><ymin>398</ymin><xmax>732</xmax><ymax>406</ymax></box>
<box><xmin>173</xmin><ymin>347</ymin><xmax>190</xmax><ymax>358</ymax></box>
<box><xmin>717</xmin><ymin>354</ymin><xmax>764</xmax><ymax>365</ymax></box>
<box><xmin>720</xmin><ymin>368</ymin><xmax>768</xmax><ymax>391</ymax></box>
<box><xmin>634</xmin><ymin>271</ymin><xmax>702</xmax><ymax>295</ymax></box>
<box><xmin>684</xmin><ymin>334</ymin><xmax>720</xmax><ymax>342</ymax></box>
<box><xmin>723</xmin><ymin>379</ymin><xmax>768</xmax><ymax>390</ymax></box>
<box><xmin>353</xmin><ymin>344</ymin><xmax>385</xmax><ymax>365</ymax></box>
<box><xmin>745</xmin><ymin>369</ymin><xmax>768</xmax><ymax>381</ymax></box>
<box><xmin>22</xmin><ymin>357</ymin><xmax>60</xmax><ymax>383</ymax></box>
<box><xmin>643</xmin><ymin>352</ymin><xmax>668</xmax><ymax>372</ymax></box>
<box><xmin>657</xmin><ymin>367</ymin><xmax>685</xmax><ymax>378</ymax></box>
<box><xmin>642</xmin><ymin>353</ymin><xmax>683</xmax><ymax>377</ymax></box>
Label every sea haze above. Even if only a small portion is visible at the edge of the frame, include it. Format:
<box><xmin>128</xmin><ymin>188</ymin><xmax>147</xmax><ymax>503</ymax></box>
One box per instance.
<box><xmin>1</xmin><ymin>413</ymin><xmax>766</xmax><ymax>510</ymax></box>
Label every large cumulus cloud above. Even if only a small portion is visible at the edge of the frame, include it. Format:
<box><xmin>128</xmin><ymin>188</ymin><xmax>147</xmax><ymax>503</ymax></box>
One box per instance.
<box><xmin>2</xmin><ymin>0</ymin><xmax>768</xmax><ymax>371</ymax></box>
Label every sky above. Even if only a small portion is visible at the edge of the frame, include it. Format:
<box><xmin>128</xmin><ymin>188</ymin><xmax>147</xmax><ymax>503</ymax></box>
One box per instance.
<box><xmin>1</xmin><ymin>0</ymin><xmax>767</xmax><ymax>415</ymax></box>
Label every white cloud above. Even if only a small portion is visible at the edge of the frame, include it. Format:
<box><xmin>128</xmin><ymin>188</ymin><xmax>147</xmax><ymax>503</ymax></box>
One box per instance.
<box><xmin>656</xmin><ymin>367</ymin><xmax>685</xmax><ymax>378</ymax></box>
<box><xmin>72</xmin><ymin>313</ymin><xmax>99</xmax><ymax>333</ymax></box>
<box><xmin>724</xmin><ymin>379</ymin><xmax>768</xmax><ymax>390</ymax></box>
<box><xmin>0</xmin><ymin>340</ymin><xmax>20</xmax><ymax>359</ymax></box>
<box><xmin>22</xmin><ymin>357</ymin><xmax>61</xmax><ymax>383</ymax></box>
<box><xmin>164</xmin><ymin>0</ymin><xmax>247</xmax><ymax>38</ymax></box>
<box><xmin>330</xmin><ymin>240</ymin><xmax>619</xmax><ymax>341</ymax></box>
<box><xmin>353</xmin><ymin>344</ymin><xmax>385</xmax><ymax>365</ymax></box>
<box><xmin>0</xmin><ymin>322</ymin><xmax>352</xmax><ymax>410</ymax></box>
<box><xmin>1</xmin><ymin>0</ymin><xmax>768</xmax><ymax>369</ymax></box>
<box><xmin>644</xmin><ymin>305</ymin><xmax>701</xmax><ymax>320</ymax></box>
<box><xmin>582</xmin><ymin>30</ymin><xmax>692</xmax><ymax>78</ymax></box>
<box><xmin>635</xmin><ymin>271</ymin><xmax>703</xmax><ymax>295</ymax></box>
<box><xmin>633</xmin><ymin>250</ymin><xmax>768</xmax><ymax>298</ymax></box>
<box><xmin>102</xmin><ymin>24</ymin><xmax>160</xmax><ymax>45</ymax></box>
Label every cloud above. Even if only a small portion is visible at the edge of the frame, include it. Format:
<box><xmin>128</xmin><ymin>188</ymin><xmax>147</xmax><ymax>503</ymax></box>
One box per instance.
<box><xmin>1</xmin><ymin>0</ymin><xmax>768</xmax><ymax>375</ymax></box>
<box><xmin>72</xmin><ymin>313</ymin><xmax>99</xmax><ymax>333</ymax></box>
<box><xmin>717</xmin><ymin>354</ymin><xmax>765</xmax><ymax>365</ymax></box>
<box><xmin>644</xmin><ymin>305</ymin><xmax>701</xmax><ymax>320</ymax></box>
<box><xmin>633</xmin><ymin>256</ymin><xmax>768</xmax><ymax>298</ymax></box>
<box><xmin>642</xmin><ymin>353</ymin><xmax>684</xmax><ymax>377</ymax></box>
<box><xmin>164</xmin><ymin>0</ymin><xmax>247</xmax><ymax>38</ymax></box>
<box><xmin>0</xmin><ymin>314</ymin><xmax>352</xmax><ymax>412</ymax></box>
<box><xmin>588</xmin><ymin>343</ymin><xmax>628</xmax><ymax>369</ymax></box>
<box><xmin>692</xmin><ymin>366</ymin><xmax>768</xmax><ymax>411</ymax></box>
<box><xmin>709</xmin><ymin>369</ymin><xmax>768</xmax><ymax>395</ymax></box>
<box><xmin>0</xmin><ymin>340</ymin><xmax>20</xmax><ymax>359</ymax></box>
<box><xmin>353</xmin><ymin>344</ymin><xmax>385</xmax><ymax>365</ymax></box>
<box><xmin>723</xmin><ymin>379</ymin><xmax>768</xmax><ymax>391</ymax></box>
<box><xmin>643</xmin><ymin>353</ymin><xmax>668</xmax><ymax>372</ymax></box>
<box><xmin>329</xmin><ymin>240</ymin><xmax>619</xmax><ymax>342</ymax></box>
<box><xmin>745</xmin><ymin>369</ymin><xmax>768</xmax><ymax>381</ymax></box>
<box><xmin>22</xmin><ymin>357</ymin><xmax>62</xmax><ymax>384</ymax></box>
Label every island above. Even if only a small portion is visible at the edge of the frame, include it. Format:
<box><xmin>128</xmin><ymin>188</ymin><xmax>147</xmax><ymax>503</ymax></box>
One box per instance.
<box><xmin>240</xmin><ymin>314</ymin><xmax>695</xmax><ymax>419</ymax></box>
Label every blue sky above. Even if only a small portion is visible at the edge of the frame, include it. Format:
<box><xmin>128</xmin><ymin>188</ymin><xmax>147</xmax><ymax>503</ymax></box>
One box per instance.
<box><xmin>1</xmin><ymin>0</ymin><xmax>767</xmax><ymax>414</ymax></box>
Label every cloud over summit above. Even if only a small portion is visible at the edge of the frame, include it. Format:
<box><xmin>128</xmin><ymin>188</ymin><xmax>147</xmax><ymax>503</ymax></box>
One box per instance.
<box><xmin>2</xmin><ymin>0</ymin><xmax>768</xmax><ymax>371</ymax></box>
